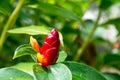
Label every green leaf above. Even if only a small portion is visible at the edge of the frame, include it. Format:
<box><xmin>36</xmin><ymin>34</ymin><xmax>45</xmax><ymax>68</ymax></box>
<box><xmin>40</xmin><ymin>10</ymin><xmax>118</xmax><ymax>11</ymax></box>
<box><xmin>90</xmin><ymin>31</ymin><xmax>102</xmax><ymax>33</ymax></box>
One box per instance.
<box><xmin>13</xmin><ymin>44</ymin><xmax>36</xmax><ymax>59</ymax></box>
<box><xmin>102</xmin><ymin>18</ymin><xmax>120</xmax><ymax>34</ymax></box>
<box><xmin>99</xmin><ymin>0</ymin><xmax>113</xmax><ymax>9</ymax></box>
<box><xmin>28</xmin><ymin>2</ymin><xmax>79</xmax><ymax>21</ymax></box>
<box><xmin>0</xmin><ymin>0</ymin><xmax>12</xmax><ymax>15</ymax></box>
<box><xmin>104</xmin><ymin>54</ymin><xmax>120</xmax><ymax>64</ymax></box>
<box><xmin>59</xmin><ymin>32</ymin><xmax>64</xmax><ymax>47</ymax></box>
<box><xmin>56</xmin><ymin>50</ymin><xmax>67</xmax><ymax>63</ymax></box>
<box><xmin>0</xmin><ymin>68</ymin><xmax>33</xmax><ymax>80</ymax></box>
<box><xmin>64</xmin><ymin>61</ymin><xmax>107</xmax><ymax>80</ymax></box>
<box><xmin>33</xmin><ymin>63</ymin><xmax>72</xmax><ymax>80</ymax></box>
<box><xmin>8</xmin><ymin>25</ymin><xmax>50</xmax><ymax>35</ymax></box>
<box><xmin>8</xmin><ymin>26</ymin><xmax>64</xmax><ymax>50</ymax></box>
<box><xmin>11</xmin><ymin>62</ymin><xmax>35</xmax><ymax>77</ymax></box>
<box><xmin>103</xmin><ymin>73</ymin><xmax>120</xmax><ymax>80</ymax></box>
<box><xmin>103</xmin><ymin>54</ymin><xmax>120</xmax><ymax>70</ymax></box>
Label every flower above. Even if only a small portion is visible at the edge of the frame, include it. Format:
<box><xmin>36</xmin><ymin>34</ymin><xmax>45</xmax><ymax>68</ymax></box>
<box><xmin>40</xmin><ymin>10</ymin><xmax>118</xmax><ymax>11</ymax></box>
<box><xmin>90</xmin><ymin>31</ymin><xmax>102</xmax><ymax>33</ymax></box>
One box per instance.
<box><xmin>30</xmin><ymin>28</ymin><xmax>60</xmax><ymax>67</ymax></box>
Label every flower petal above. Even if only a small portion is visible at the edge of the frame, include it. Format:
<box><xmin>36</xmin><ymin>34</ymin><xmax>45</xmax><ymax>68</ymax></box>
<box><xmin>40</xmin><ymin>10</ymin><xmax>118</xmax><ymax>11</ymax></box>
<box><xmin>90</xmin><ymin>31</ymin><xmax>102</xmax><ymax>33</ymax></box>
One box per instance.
<box><xmin>30</xmin><ymin>36</ymin><xmax>41</xmax><ymax>53</ymax></box>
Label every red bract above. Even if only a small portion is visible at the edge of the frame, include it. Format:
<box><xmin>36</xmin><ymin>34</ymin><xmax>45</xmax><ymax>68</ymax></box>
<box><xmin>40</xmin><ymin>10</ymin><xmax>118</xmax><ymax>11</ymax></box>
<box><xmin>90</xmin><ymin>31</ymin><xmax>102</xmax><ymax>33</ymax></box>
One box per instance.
<box><xmin>30</xmin><ymin>28</ymin><xmax>60</xmax><ymax>67</ymax></box>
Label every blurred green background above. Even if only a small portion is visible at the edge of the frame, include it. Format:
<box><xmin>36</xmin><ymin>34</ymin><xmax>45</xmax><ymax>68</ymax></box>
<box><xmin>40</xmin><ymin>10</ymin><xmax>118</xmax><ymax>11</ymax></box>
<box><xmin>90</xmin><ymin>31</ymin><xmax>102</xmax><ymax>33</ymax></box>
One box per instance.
<box><xmin>0</xmin><ymin>0</ymin><xmax>120</xmax><ymax>75</ymax></box>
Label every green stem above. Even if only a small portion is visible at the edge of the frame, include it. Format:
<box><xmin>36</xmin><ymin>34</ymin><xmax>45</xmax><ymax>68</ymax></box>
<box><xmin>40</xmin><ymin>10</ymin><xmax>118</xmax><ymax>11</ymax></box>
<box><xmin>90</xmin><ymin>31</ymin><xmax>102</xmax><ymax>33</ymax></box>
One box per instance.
<box><xmin>0</xmin><ymin>0</ymin><xmax>25</xmax><ymax>50</ymax></box>
<box><xmin>73</xmin><ymin>9</ymin><xmax>102</xmax><ymax>61</ymax></box>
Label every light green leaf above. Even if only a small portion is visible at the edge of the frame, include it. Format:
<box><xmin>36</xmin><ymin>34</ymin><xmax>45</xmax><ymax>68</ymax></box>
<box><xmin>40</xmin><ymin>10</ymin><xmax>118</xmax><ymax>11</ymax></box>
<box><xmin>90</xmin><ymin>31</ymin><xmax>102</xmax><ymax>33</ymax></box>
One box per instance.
<box><xmin>8</xmin><ymin>26</ymin><xmax>50</xmax><ymax>35</ymax></box>
<box><xmin>28</xmin><ymin>2</ymin><xmax>79</xmax><ymax>21</ymax></box>
<box><xmin>64</xmin><ymin>61</ymin><xmax>107</xmax><ymax>80</ymax></box>
<box><xmin>8</xmin><ymin>26</ymin><xmax>64</xmax><ymax>49</ymax></box>
<box><xmin>33</xmin><ymin>63</ymin><xmax>72</xmax><ymax>80</ymax></box>
<box><xmin>59</xmin><ymin>32</ymin><xmax>64</xmax><ymax>47</ymax></box>
<box><xmin>0</xmin><ymin>68</ymin><xmax>33</xmax><ymax>80</ymax></box>
<box><xmin>11</xmin><ymin>62</ymin><xmax>35</xmax><ymax>78</ymax></box>
<box><xmin>13</xmin><ymin>44</ymin><xmax>36</xmax><ymax>59</ymax></box>
<box><xmin>56</xmin><ymin>50</ymin><xmax>67</xmax><ymax>63</ymax></box>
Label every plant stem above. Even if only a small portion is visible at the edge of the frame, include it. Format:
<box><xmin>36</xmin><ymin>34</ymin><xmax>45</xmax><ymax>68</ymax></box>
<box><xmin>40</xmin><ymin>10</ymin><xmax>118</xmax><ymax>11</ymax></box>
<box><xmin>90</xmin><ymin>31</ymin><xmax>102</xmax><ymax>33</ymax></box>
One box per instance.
<box><xmin>73</xmin><ymin>9</ymin><xmax>102</xmax><ymax>61</ymax></box>
<box><xmin>0</xmin><ymin>0</ymin><xmax>25</xmax><ymax>50</ymax></box>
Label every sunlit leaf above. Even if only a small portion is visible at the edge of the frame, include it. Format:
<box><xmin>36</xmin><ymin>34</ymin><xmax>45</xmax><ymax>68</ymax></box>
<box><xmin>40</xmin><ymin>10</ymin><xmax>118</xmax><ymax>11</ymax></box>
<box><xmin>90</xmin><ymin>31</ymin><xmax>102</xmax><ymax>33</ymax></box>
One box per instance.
<box><xmin>0</xmin><ymin>68</ymin><xmax>33</xmax><ymax>80</ymax></box>
<box><xmin>8</xmin><ymin>26</ymin><xmax>50</xmax><ymax>35</ymax></box>
<box><xmin>33</xmin><ymin>63</ymin><xmax>72</xmax><ymax>80</ymax></box>
<box><xmin>8</xmin><ymin>26</ymin><xmax>64</xmax><ymax>49</ymax></box>
<box><xmin>11</xmin><ymin>62</ymin><xmax>35</xmax><ymax>77</ymax></box>
<box><xmin>59</xmin><ymin>32</ymin><xmax>64</xmax><ymax>47</ymax></box>
<box><xmin>56</xmin><ymin>50</ymin><xmax>67</xmax><ymax>63</ymax></box>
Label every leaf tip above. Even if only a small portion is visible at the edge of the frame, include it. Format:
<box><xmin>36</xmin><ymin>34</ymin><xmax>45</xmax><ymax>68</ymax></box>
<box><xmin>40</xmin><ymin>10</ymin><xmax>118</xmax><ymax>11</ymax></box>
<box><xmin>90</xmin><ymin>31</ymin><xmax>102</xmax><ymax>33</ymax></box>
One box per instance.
<box><xmin>12</xmin><ymin>55</ymin><xmax>16</xmax><ymax>60</ymax></box>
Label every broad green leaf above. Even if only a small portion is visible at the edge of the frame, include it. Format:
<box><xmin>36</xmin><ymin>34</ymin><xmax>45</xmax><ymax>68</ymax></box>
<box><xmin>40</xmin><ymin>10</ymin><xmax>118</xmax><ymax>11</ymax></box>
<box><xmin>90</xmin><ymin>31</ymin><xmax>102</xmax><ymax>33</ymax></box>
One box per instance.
<box><xmin>8</xmin><ymin>26</ymin><xmax>64</xmax><ymax>50</ymax></box>
<box><xmin>11</xmin><ymin>62</ymin><xmax>35</xmax><ymax>76</ymax></box>
<box><xmin>8</xmin><ymin>26</ymin><xmax>50</xmax><ymax>35</ymax></box>
<box><xmin>103</xmin><ymin>73</ymin><xmax>120</xmax><ymax>80</ymax></box>
<box><xmin>56</xmin><ymin>50</ymin><xmax>67</xmax><ymax>63</ymax></box>
<box><xmin>13</xmin><ymin>44</ymin><xmax>36</xmax><ymax>59</ymax></box>
<box><xmin>11</xmin><ymin>62</ymin><xmax>36</xmax><ymax>79</ymax></box>
<box><xmin>64</xmin><ymin>61</ymin><xmax>107</xmax><ymax>80</ymax></box>
<box><xmin>28</xmin><ymin>2</ymin><xmax>79</xmax><ymax>20</ymax></box>
<box><xmin>0</xmin><ymin>68</ymin><xmax>33</xmax><ymax>80</ymax></box>
<box><xmin>33</xmin><ymin>63</ymin><xmax>72</xmax><ymax>80</ymax></box>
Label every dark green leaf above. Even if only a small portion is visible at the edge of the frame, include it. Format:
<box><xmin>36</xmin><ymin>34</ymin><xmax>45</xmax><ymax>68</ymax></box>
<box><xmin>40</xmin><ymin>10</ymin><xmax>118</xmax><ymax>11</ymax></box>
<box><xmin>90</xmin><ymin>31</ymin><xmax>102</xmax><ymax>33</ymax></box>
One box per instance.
<box><xmin>104</xmin><ymin>54</ymin><xmax>120</xmax><ymax>64</ymax></box>
<box><xmin>103</xmin><ymin>73</ymin><xmax>120</xmax><ymax>80</ymax></box>
<box><xmin>13</xmin><ymin>44</ymin><xmax>36</xmax><ymax>59</ymax></box>
<box><xmin>64</xmin><ymin>61</ymin><xmax>107</xmax><ymax>80</ymax></box>
<box><xmin>8</xmin><ymin>25</ymin><xmax>50</xmax><ymax>35</ymax></box>
<box><xmin>33</xmin><ymin>63</ymin><xmax>72</xmax><ymax>80</ymax></box>
<box><xmin>103</xmin><ymin>18</ymin><xmax>120</xmax><ymax>25</ymax></box>
<box><xmin>0</xmin><ymin>0</ymin><xmax>12</xmax><ymax>15</ymax></box>
<box><xmin>28</xmin><ymin>2</ymin><xmax>79</xmax><ymax>20</ymax></box>
<box><xmin>103</xmin><ymin>54</ymin><xmax>120</xmax><ymax>69</ymax></box>
<box><xmin>99</xmin><ymin>0</ymin><xmax>113</xmax><ymax>9</ymax></box>
<box><xmin>56</xmin><ymin>50</ymin><xmax>67</xmax><ymax>63</ymax></box>
<box><xmin>0</xmin><ymin>68</ymin><xmax>33</xmax><ymax>80</ymax></box>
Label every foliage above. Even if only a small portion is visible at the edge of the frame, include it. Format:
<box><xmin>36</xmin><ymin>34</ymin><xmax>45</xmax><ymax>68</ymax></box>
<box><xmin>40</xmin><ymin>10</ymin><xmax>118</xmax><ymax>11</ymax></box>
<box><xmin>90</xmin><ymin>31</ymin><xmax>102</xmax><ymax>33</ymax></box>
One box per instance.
<box><xmin>0</xmin><ymin>0</ymin><xmax>120</xmax><ymax>80</ymax></box>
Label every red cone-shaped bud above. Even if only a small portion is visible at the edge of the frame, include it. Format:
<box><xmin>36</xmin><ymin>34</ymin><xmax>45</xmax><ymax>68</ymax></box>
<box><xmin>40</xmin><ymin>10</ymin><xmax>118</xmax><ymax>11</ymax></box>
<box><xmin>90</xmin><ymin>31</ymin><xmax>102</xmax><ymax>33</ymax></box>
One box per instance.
<box><xmin>37</xmin><ymin>28</ymin><xmax>60</xmax><ymax>67</ymax></box>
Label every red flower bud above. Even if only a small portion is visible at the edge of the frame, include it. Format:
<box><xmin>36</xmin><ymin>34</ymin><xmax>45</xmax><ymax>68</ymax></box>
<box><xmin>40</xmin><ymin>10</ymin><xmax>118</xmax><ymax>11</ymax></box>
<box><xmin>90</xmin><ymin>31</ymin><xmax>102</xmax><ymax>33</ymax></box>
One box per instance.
<box><xmin>30</xmin><ymin>28</ymin><xmax>60</xmax><ymax>67</ymax></box>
